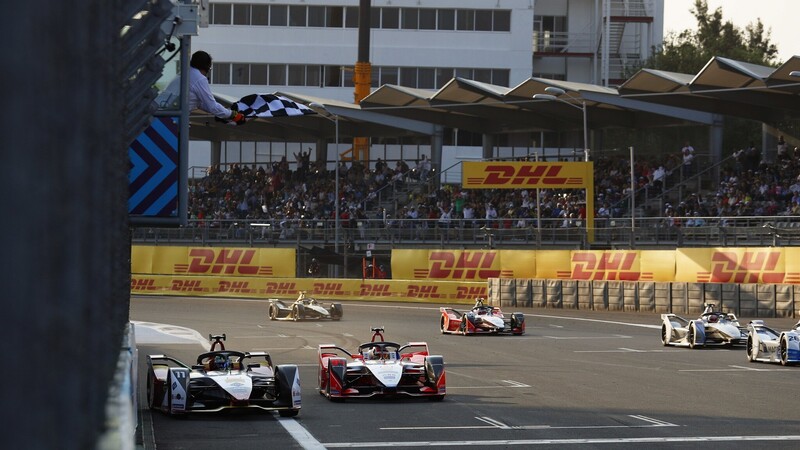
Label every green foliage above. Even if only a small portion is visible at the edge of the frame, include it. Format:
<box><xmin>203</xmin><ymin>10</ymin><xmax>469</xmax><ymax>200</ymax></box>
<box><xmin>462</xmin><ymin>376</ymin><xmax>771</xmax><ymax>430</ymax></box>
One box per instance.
<box><xmin>646</xmin><ymin>0</ymin><xmax>779</xmax><ymax>73</ymax></box>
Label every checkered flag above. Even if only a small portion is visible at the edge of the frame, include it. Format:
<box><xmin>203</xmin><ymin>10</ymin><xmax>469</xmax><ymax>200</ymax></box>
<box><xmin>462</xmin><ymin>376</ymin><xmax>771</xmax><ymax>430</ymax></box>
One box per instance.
<box><xmin>233</xmin><ymin>94</ymin><xmax>317</xmax><ymax>118</ymax></box>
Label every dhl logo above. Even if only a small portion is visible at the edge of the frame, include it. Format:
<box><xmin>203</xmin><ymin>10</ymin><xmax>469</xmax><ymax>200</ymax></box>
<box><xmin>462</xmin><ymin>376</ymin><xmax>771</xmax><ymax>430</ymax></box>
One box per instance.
<box><xmin>219</xmin><ymin>281</ymin><xmax>253</xmax><ymax>293</ymax></box>
<box><xmin>174</xmin><ymin>249</ymin><xmax>273</xmax><ymax>276</ymax></box>
<box><xmin>171</xmin><ymin>279</ymin><xmax>204</xmax><ymax>292</ymax></box>
<box><xmin>407</xmin><ymin>285</ymin><xmax>444</xmax><ymax>298</ymax></box>
<box><xmin>465</xmin><ymin>164</ymin><xmax>583</xmax><ymax>188</ymax></box>
<box><xmin>360</xmin><ymin>284</ymin><xmax>392</xmax><ymax>296</ymax></box>
<box><xmin>703</xmin><ymin>251</ymin><xmax>784</xmax><ymax>283</ymax></box>
<box><xmin>131</xmin><ymin>278</ymin><xmax>157</xmax><ymax>291</ymax></box>
<box><xmin>567</xmin><ymin>252</ymin><xmax>639</xmax><ymax>281</ymax></box>
<box><xmin>265</xmin><ymin>282</ymin><xmax>297</xmax><ymax>295</ymax></box>
<box><xmin>313</xmin><ymin>282</ymin><xmax>346</xmax><ymax>296</ymax></box>
<box><xmin>417</xmin><ymin>251</ymin><xmax>502</xmax><ymax>279</ymax></box>
<box><xmin>454</xmin><ymin>286</ymin><xmax>488</xmax><ymax>299</ymax></box>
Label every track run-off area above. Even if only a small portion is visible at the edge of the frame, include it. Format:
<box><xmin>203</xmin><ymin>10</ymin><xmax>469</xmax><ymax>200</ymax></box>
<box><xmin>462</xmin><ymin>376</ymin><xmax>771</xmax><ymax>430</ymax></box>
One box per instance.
<box><xmin>132</xmin><ymin>296</ymin><xmax>800</xmax><ymax>449</ymax></box>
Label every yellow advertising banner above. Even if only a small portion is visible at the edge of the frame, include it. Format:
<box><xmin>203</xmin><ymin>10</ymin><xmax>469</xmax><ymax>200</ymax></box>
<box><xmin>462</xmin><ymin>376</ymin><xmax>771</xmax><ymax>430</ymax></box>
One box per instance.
<box><xmin>639</xmin><ymin>250</ymin><xmax>676</xmax><ymax>282</ymax></box>
<box><xmin>391</xmin><ymin>249</ymin><xmax>537</xmax><ymax>281</ymax></box>
<box><xmin>462</xmin><ymin>161</ymin><xmax>593</xmax><ymax>189</ymax></box>
<box><xmin>461</xmin><ymin>161</ymin><xmax>595</xmax><ymax>242</ymax></box>
<box><xmin>130</xmin><ymin>276</ymin><xmax>484</xmax><ymax>304</ymax></box>
<box><xmin>675</xmin><ymin>247</ymin><xmax>786</xmax><ymax>284</ymax></box>
<box><xmin>535</xmin><ymin>250</ymin><xmax>572</xmax><ymax>279</ymax></box>
<box><xmin>132</xmin><ymin>246</ymin><xmax>296</xmax><ymax>278</ymax></box>
<box><xmin>786</xmin><ymin>247</ymin><xmax>800</xmax><ymax>284</ymax></box>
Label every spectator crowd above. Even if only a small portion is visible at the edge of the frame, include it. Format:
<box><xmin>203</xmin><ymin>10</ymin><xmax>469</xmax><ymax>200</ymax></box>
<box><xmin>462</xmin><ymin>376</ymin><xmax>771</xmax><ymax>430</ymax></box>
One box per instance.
<box><xmin>187</xmin><ymin>141</ymin><xmax>800</xmax><ymax>236</ymax></box>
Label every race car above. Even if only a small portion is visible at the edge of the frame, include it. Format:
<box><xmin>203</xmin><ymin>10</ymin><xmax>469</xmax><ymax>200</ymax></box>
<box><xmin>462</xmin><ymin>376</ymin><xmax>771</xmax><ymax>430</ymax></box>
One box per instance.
<box><xmin>661</xmin><ymin>303</ymin><xmax>748</xmax><ymax>349</ymax></box>
<box><xmin>746</xmin><ymin>319</ymin><xmax>800</xmax><ymax>365</ymax></box>
<box><xmin>317</xmin><ymin>327</ymin><xmax>446</xmax><ymax>401</ymax></box>
<box><xmin>440</xmin><ymin>298</ymin><xmax>525</xmax><ymax>335</ymax></box>
<box><xmin>268</xmin><ymin>291</ymin><xmax>343</xmax><ymax>321</ymax></box>
<box><xmin>146</xmin><ymin>334</ymin><xmax>301</xmax><ymax>416</ymax></box>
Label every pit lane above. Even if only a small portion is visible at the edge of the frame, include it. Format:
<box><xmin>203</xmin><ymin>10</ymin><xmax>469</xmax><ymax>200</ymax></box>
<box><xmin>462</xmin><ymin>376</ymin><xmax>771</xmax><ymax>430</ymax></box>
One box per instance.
<box><xmin>132</xmin><ymin>296</ymin><xmax>800</xmax><ymax>449</ymax></box>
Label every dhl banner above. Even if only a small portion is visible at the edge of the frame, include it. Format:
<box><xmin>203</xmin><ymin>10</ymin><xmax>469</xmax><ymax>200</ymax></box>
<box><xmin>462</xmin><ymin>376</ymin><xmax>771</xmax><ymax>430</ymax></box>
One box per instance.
<box><xmin>130</xmin><ymin>276</ymin><xmax>485</xmax><ymax>304</ymax></box>
<box><xmin>391</xmin><ymin>249</ymin><xmax>537</xmax><ymax>281</ymax></box>
<box><xmin>393</xmin><ymin>249</ymin><xmax>676</xmax><ymax>282</ymax></box>
<box><xmin>675</xmin><ymin>247</ymin><xmax>800</xmax><ymax>284</ymax></box>
<box><xmin>131</xmin><ymin>246</ymin><xmax>296</xmax><ymax>278</ymax></box>
<box><xmin>461</xmin><ymin>161</ymin><xmax>595</xmax><ymax>242</ymax></box>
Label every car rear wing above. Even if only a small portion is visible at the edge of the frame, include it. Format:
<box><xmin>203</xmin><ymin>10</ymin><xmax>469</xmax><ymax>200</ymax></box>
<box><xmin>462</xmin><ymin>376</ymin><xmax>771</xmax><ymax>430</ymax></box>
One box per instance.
<box><xmin>319</xmin><ymin>344</ymin><xmax>354</xmax><ymax>359</ymax></box>
<box><xmin>399</xmin><ymin>342</ymin><xmax>429</xmax><ymax>357</ymax></box>
<box><xmin>147</xmin><ymin>355</ymin><xmax>189</xmax><ymax>369</ymax></box>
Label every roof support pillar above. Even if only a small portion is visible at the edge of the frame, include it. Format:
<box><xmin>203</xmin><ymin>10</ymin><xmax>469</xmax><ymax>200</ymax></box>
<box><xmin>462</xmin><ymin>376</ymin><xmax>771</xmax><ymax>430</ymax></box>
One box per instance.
<box><xmin>709</xmin><ymin>114</ymin><xmax>724</xmax><ymax>185</ymax></box>
<box><xmin>482</xmin><ymin>133</ymin><xmax>495</xmax><ymax>160</ymax></box>
<box><xmin>430</xmin><ymin>125</ymin><xmax>443</xmax><ymax>189</ymax></box>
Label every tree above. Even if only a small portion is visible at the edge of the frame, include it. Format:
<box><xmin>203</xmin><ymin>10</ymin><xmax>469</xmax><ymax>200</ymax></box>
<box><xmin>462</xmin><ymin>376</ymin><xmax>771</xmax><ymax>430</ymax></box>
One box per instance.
<box><xmin>646</xmin><ymin>0</ymin><xmax>779</xmax><ymax>73</ymax></box>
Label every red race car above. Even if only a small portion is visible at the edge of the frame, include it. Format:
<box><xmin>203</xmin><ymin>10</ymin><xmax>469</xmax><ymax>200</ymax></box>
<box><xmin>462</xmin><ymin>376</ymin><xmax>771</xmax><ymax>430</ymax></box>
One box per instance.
<box><xmin>440</xmin><ymin>298</ymin><xmax>525</xmax><ymax>335</ymax></box>
<box><xmin>318</xmin><ymin>327</ymin><xmax>446</xmax><ymax>401</ymax></box>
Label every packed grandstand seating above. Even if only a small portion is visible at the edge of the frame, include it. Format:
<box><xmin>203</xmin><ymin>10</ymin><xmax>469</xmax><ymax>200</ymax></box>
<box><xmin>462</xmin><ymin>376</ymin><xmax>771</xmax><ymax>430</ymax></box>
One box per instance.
<box><xmin>187</xmin><ymin>147</ymin><xmax>800</xmax><ymax>235</ymax></box>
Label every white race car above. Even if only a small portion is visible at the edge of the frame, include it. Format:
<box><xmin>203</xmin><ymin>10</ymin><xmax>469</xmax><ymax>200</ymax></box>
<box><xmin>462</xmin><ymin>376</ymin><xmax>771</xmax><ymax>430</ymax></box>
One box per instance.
<box><xmin>746</xmin><ymin>320</ymin><xmax>800</xmax><ymax>365</ymax></box>
<box><xmin>661</xmin><ymin>303</ymin><xmax>748</xmax><ymax>349</ymax></box>
<box><xmin>268</xmin><ymin>291</ymin><xmax>343</xmax><ymax>321</ymax></box>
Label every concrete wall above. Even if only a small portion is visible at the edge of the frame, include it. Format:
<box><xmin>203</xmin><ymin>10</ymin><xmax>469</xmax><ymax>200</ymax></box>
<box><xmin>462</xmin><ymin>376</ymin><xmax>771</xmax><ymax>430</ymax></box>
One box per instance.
<box><xmin>2</xmin><ymin>1</ymin><xmax>132</xmax><ymax>448</ymax></box>
<box><xmin>488</xmin><ymin>279</ymin><xmax>798</xmax><ymax>318</ymax></box>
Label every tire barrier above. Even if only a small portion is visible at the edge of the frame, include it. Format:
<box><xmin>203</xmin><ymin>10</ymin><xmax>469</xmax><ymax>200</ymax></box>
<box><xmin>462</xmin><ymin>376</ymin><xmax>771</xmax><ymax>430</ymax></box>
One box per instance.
<box><xmin>487</xmin><ymin>278</ymin><xmax>798</xmax><ymax>318</ymax></box>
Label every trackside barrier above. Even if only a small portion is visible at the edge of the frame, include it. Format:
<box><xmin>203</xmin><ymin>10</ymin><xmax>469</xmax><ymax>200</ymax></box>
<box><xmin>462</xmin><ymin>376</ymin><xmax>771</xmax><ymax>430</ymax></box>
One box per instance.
<box><xmin>97</xmin><ymin>323</ymin><xmax>137</xmax><ymax>450</ymax></box>
<box><xmin>639</xmin><ymin>282</ymin><xmax>655</xmax><ymax>312</ymax></box>
<box><xmin>546</xmin><ymin>279</ymin><xmax>562</xmax><ymax>308</ymax></box>
<box><xmin>562</xmin><ymin>280</ymin><xmax>578</xmax><ymax>309</ymax></box>
<box><xmin>516</xmin><ymin>279</ymin><xmax>532</xmax><ymax>308</ymax></box>
<box><xmin>623</xmin><ymin>281</ymin><xmax>638</xmax><ymax>312</ymax></box>
<box><xmin>486</xmin><ymin>278</ymin><xmax>798</xmax><ymax>318</ymax></box>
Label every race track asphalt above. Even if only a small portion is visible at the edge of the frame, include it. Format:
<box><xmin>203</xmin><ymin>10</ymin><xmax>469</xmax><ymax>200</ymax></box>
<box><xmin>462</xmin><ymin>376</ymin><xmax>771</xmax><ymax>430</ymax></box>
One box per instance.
<box><xmin>131</xmin><ymin>295</ymin><xmax>800</xmax><ymax>449</ymax></box>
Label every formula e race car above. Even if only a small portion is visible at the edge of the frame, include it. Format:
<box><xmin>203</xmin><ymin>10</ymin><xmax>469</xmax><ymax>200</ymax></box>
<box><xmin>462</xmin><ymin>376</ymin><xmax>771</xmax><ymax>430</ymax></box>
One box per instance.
<box><xmin>746</xmin><ymin>320</ymin><xmax>800</xmax><ymax>365</ymax></box>
<box><xmin>440</xmin><ymin>298</ymin><xmax>525</xmax><ymax>335</ymax></box>
<box><xmin>146</xmin><ymin>334</ymin><xmax>301</xmax><ymax>416</ymax></box>
<box><xmin>661</xmin><ymin>303</ymin><xmax>748</xmax><ymax>349</ymax></box>
<box><xmin>268</xmin><ymin>291</ymin><xmax>343</xmax><ymax>321</ymax></box>
<box><xmin>317</xmin><ymin>327</ymin><xmax>446</xmax><ymax>401</ymax></box>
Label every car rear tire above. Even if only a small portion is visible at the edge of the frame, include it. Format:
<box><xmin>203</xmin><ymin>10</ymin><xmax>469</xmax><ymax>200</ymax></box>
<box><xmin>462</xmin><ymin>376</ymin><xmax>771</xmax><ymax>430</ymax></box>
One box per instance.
<box><xmin>780</xmin><ymin>336</ymin><xmax>790</xmax><ymax>366</ymax></box>
<box><xmin>661</xmin><ymin>324</ymin><xmax>670</xmax><ymax>346</ymax></box>
<box><xmin>688</xmin><ymin>323</ymin><xmax>698</xmax><ymax>349</ymax></box>
<box><xmin>746</xmin><ymin>336</ymin><xmax>757</xmax><ymax>362</ymax></box>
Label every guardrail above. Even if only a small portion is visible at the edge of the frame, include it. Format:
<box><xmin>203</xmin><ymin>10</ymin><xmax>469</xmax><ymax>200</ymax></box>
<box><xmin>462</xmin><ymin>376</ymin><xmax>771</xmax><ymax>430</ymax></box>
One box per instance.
<box><xmin>131</xmin><ymin>216</ymin><xmax>800</xmax><ymax>249</ymax></box>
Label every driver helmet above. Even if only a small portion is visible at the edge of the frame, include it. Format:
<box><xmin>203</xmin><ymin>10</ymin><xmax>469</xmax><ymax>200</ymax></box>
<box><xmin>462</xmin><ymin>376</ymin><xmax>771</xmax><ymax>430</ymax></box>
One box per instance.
<box><xmin>475</xmin><ymin>297</ymin><xmax>485</xmax><ymax>307</ymax></box>
<box><xmin>213</xmin><ymin>355</ymin><xmax>228</xmax><ymax>371</ymax></box>
<box><xmin>707</xmin><ymin>314</ymin><xmax>719</xmax><ymax>323</ymax></box>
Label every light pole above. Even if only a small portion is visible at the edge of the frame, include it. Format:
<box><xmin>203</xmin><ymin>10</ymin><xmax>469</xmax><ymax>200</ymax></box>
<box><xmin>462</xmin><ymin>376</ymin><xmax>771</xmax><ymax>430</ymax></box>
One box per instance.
<box><xmin>533</xmin><ymin>87</ymin><xmax>589</xmax><ymax>161</ymax></box>
<box><xmin>309</xmin><ymin>103</ymin><xmax>340</xmax><ymax>272</ymax></box>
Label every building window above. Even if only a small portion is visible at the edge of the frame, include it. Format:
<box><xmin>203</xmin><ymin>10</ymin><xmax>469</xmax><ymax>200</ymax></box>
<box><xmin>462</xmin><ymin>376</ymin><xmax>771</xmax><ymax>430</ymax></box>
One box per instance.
<box><xmin>270</xmin><ymin>5</ymin><xmax>288</xmax><ymax>26</ymax></box>
<box><xmin>419</xmin><ymin>9</ymin><xmax>436</xmax><ymax>30</ymax></box>
<box><xmin>289</xmin><ymin>5</ymin><xmax>307</xmax><ymax>27</ymax></box>
<box><xmin>492</xmin><ymin>69</ymin><xmax>510</xmax><ymax>86</ymax></box>
<box><xmin>288</xmin><ymin>65</ymin><xmax>305</xmax><ymax>86</ymax></box>
<box><xmin>327</xmin><ymin>6</ymin><xmax>344</xmax><ymax>27</ymax></box>
<box><xmin>475</xmin><ymin>10</ymin><xmax>493</xmax><ymax>31</ymax></box>
<box><xmin>252</xmin><ymin>5</ymin><xmax>268</xmax><ymax>25</ymax></box>
<box><xmin>493</xmin><ymin>10</ymin><xmax>510</xmax><ymax>32</ymax></box>
<box><xmin>210</xmin><ymin>3</ymin><xmax>231</xmax><ymax>25</ymax></box>
<box><xmin>380</xmin><ymin>67</ymin><xmax>398</xmax><ymax>86</ymax></box>
<box><xmin>436</xmin><ymin>68</ymin><xmax>454</xmax><ymax>88</ymax></box>
<box><xmin>402</xmin><ymin>8</ymin><xmax>418</xmax><ymax>30</ymax></box>
<box><xmin>345</xmin><ymin>6</ymin><xmax>358</xmax><ymax>28</ymax></box>
<box><xmin>400</xmin><ymin>67</ymin><xmax>417</xmax><ymax>88</ymax></box>
<box><xmin>382</xmin><ymin>7</ymin><xmax>399</xmax><ymax>29</ymax></box>
<box><xmin>324</xmin><ymin>65</ymin><xmax>342</xmax><ymax>87</ymax></box>
<box><xmin>233</xmin><ymin>4</ymin><xmax>250</xmax><ymax>25</ymax></box>
<box><xmin>251</xmin><ymin>64</ymin><xmax>268</xmax><ymax>85</ymax></box>
<box><xmin>307</xmin><ymin>65</ymin><xmax>321</xmax><ymax>87</ymax></box>
<box><xmin>211</xmin><ymin>63</ymin><xmax>230</xmax><ymax>85</ymax></box>
<box><xmin>269</xmin><ymin>64</ymin><xmax>286</xmax><ymax>85</ymax></box>
<box><xmin>418</xmin><ymin>67</ymin><xmax>435</xmax><ymax>89</ymax></box>
<box><xmin>309</xmin><ymin>6</ymin><xmax>326</xmax><ymax>27</ymax></box>
<box><xmin>232</xmin><ymin>64</ymin><xmax>249</xmax><ymax>85</ymax></box>
<box><xmin>456</xmin><ymin>10</ymin><xmax>475</xmax><ymax>31</ymax></box>
<box><xmin>473</xmin><ymin>68</ymin><xmax>492</xmax><ymax>83</ymax></box>
<box><xmin>438</xmin><ymin>9</ymin><xmax>455</xmax><ymax>30</ymax></box>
